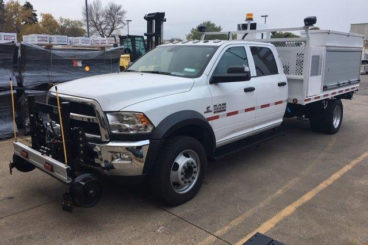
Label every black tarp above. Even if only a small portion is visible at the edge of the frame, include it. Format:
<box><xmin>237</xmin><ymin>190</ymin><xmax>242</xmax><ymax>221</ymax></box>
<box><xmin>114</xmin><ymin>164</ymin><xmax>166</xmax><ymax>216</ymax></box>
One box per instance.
<box><xmin>20</xmin><ymin>43</ymin><xmax>123</xmax><ymax>88</ymax></box>
<box><xmin>0</xmin><ymin>42</ymin><xmax>17</xmax><ymax>90</ymax></box>
<box><xmin>0</xmin><ymin>90</ymin><xmax>15</xmax><ymax>140</ymax></box>
<box><xmin>0</xmin><ymin>43</ymin><xmax>123</xmax><ymax>138</ymax></box>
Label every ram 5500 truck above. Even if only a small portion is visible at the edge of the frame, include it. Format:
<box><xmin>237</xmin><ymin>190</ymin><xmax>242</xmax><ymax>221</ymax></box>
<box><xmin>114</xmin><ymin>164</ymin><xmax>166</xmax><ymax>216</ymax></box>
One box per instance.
<box><xmin>11</xmin><ymin>19</ymin><xmax>364</xmax><ymax>208</ymax></box>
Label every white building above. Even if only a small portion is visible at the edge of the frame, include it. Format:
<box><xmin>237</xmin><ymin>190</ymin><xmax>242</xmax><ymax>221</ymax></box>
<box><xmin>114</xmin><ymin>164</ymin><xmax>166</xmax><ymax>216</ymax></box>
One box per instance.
<box><xmin>351</xmin><ymin>23</ymin><xmax>368</xmax><ymax>59</ymax></box>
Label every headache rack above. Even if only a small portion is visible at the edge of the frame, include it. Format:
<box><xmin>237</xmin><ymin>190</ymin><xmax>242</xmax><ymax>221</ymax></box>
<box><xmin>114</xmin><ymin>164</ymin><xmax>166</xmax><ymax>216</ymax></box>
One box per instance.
<box><xmin>202</xmin><ymin>25</ymin><xmax>364</xmax><ymax>105</ymax></box>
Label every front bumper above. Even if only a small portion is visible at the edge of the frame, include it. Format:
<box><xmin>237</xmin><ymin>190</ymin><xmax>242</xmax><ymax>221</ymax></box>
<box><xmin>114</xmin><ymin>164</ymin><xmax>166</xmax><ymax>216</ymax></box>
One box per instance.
<box><xmin>91</xmin><ymin>140</ymin><xmax>150</xmax><ymax>176</ymax></box>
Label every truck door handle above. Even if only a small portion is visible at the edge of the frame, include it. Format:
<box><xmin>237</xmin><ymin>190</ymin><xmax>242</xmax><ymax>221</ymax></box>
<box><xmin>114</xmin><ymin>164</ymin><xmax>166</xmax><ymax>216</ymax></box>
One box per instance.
<box><xmin>278</xmin><ymin>82</ymin><xmax>287</xmax><ymax>87</ymax></box>
<box><xmin>244</xmin><ymin>87</ymin><xmax>255</xmax><ymax>93</ymax></box>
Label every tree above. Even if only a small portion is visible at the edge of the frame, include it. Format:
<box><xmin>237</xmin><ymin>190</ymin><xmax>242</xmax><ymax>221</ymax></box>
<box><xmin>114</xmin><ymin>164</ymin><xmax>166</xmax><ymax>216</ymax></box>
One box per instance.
<box><xmin>40</xmin><ymin>13</ymin><xmax>59</xmax><ymax>35</ymax></box>
<box><xmin>271</xmin><ymin>32</ymin><xmax>299</xmax><ymax>39</ymax></box>
<box><xmin>58</xmin><ymin>18</ymin><xmax>85</xmax><ymax>37</ymax></box>
<box><xmin>186</xmin><ymin>21</ymin><xmax>222</xmax><ymax>40</ymax></box>
<box><xmin>3</xmin><ymin>1</ymin><xmax>23</xmax><ymax>34</ymax></box>
<box><xmin>83</xmin><ymin>0</ymin><xmax>126</xmax><ymax>37</ymax></box>
<box><xmin>22</xmin><ymin>1</ymin><xmax>38</xmax><ymax>24</ymax></box>
<box><xmin>0</xmin><ymin>0</ymin><xmax>5</xmax><ymax>29</ymax></box>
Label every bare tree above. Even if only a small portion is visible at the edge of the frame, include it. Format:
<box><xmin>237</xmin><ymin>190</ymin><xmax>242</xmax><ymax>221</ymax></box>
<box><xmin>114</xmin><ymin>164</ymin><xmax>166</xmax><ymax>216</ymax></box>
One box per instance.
<box><xmin>83</xmin><ymin>0</ymin><xmax>126</xmax><ymax>37</ymax></box>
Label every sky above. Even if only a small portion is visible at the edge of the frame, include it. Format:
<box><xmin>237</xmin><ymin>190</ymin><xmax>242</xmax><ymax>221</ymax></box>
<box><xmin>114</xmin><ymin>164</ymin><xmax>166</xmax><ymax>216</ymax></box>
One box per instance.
<box><xmin>7</xmin><ymin>0</ymin><xmax>368</xmax><ymax>39</ymax></box>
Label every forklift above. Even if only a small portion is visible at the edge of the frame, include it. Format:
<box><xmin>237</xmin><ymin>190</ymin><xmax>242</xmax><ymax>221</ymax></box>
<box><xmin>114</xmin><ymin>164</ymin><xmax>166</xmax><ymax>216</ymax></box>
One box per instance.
<box><xmin>119</xmin><ymin>12</ymin><xmax>166</xmax><ymax>71</ymax></box>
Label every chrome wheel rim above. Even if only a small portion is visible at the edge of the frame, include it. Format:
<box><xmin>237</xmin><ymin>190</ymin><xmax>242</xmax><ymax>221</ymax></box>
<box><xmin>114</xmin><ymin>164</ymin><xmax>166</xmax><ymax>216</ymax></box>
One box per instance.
<box><xmin>170</xmin><ymin>150</ymin><xmax>200</xmax><ymax>194</ymax></box>
<box><xmin>333</xmin><ymin>105</ymin><xmax>342</xmax><ymax>129</ymax></box>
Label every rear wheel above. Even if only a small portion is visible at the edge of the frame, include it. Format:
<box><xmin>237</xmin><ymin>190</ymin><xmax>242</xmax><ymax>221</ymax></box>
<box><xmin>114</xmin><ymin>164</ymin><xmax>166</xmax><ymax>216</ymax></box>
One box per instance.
<box><xmin>309</xmin><ymin>99</ymin><xmax>343</xmax><ymax>134</ymax></box>
<box><xmin>151</xmin><ymin>136</ymin><xmax>207</xmax><ymax>206</ymax></box>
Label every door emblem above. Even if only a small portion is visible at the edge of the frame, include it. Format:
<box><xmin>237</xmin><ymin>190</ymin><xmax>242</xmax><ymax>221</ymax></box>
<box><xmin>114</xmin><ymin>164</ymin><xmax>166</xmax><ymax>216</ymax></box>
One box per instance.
<box><xmin>214</xmin><ymin>103</ymin><xmax>227</xmax><ymax>114</ymax></box>
<box><xmin>204</xmin><ymin>106</ymin><xmax>212</xmax><ymax>114</ymax></box>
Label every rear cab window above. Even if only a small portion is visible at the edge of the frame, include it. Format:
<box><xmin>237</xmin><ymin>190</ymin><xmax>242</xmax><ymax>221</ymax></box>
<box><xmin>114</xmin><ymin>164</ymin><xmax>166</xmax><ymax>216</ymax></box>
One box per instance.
<box><xmin>250</xmin><ymin>46</ymin><xmax>279</xmax><ymax>76</ymax></box>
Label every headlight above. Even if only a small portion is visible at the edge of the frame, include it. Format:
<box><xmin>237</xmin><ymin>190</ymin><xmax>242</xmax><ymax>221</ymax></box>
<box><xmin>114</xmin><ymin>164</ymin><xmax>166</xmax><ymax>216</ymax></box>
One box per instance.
<box><xmin>106</xmin><ymin>112</ymin><xmax>154</xmax><ymax>134</ymax></box>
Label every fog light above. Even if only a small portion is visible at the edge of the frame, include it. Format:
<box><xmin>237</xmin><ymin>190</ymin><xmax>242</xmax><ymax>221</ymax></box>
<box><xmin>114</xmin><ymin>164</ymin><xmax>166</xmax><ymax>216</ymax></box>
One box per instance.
<box><xmin>111</xmin><ymin>152</ymin><xmax>132</xmax><ymax>164</ymax></box>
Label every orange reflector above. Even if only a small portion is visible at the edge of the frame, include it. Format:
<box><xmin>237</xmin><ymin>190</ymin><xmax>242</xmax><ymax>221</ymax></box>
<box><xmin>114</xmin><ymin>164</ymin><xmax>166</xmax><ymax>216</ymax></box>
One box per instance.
<box><xmin>44</xmin><ymin>162</ymin><xmax>54</xmax><ymax>172</ymax></box>
<box><xmin>21</xmin><ymin>150</ymin><xmax>28</xmax><ymax>159</ymax></box>
<box><xmin>85</xmin><ymin>66</ymin><xmax>91</xmax><ymax>72</ymax></box>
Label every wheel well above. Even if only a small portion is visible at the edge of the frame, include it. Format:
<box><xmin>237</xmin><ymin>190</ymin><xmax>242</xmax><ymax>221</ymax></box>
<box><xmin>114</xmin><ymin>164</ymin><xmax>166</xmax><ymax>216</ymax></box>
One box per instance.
<box><xmin>168</xmin><ymin>125</ymin><xmax>215</xmax><ymax>156</ymax></box>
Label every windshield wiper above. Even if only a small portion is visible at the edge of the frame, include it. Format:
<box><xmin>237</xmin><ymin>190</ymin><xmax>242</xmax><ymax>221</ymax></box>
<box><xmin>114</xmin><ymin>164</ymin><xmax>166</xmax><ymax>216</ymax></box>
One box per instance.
<box><xmin>139</xmin><ymin>71</ymin><xmax>172</xmax><ymax>75</ymax></box>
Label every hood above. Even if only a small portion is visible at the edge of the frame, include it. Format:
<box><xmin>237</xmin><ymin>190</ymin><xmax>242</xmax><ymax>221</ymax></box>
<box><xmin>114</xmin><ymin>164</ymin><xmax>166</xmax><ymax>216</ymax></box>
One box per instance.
<box><xmin>50</xmin><ymin>72</ymin><xmax>194</xmax><ymax>111</ymax></box>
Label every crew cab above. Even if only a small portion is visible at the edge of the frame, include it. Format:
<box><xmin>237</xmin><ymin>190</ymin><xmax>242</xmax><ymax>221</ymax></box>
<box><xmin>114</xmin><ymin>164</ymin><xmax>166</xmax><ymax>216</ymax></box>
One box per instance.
<box><xmin>11</xmin><ymin>23</ymin><xmax>363</xmax><ymax>208</ymax></box>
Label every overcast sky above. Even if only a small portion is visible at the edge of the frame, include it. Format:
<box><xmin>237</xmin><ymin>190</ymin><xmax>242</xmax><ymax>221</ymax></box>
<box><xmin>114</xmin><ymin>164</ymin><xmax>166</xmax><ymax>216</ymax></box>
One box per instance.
<box><xmin>8</xmin><ymin>0</ymin><xmax>368</xmax><ymax>39</ymax></box>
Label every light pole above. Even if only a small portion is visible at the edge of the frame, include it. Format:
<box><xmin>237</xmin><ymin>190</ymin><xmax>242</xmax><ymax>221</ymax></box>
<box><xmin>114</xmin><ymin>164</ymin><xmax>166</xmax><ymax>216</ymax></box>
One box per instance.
<box><xmin>261</xmin><ymin>15</ymin><xmax>269</xmax><ymax>25</ymax></box>
<box><xmin>85</xmin><ymin>0</ymin><xmax>90</xmax><ymax>37</ymax></box>
<box><xmin>126</xmin><ymin>19</ymin><xmax>132</xmax><ymax>36</ymax></box>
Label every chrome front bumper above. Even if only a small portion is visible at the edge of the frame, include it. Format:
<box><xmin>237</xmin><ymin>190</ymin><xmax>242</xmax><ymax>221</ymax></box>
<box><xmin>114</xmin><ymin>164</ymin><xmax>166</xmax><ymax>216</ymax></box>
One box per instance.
<box><xmin>91</xmin><ymin>140</ymin><xmax>150</xmax><ymax>176</ymax></box>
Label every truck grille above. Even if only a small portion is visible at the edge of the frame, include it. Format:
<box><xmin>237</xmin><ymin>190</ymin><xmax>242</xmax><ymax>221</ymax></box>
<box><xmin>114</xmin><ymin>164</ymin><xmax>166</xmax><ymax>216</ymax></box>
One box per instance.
<box><xmin>48</xmin><ymin>95</ymin><xmax>109</xmax><ymax>142</ymax></box>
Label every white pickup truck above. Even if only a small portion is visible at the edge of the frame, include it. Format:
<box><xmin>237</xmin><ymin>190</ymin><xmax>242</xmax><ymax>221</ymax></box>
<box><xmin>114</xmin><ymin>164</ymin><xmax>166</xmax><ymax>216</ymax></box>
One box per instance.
<box><xmin>11</xmin><ymin>19</ymin><xmax>364</xmax><ymax>208</ymax></box>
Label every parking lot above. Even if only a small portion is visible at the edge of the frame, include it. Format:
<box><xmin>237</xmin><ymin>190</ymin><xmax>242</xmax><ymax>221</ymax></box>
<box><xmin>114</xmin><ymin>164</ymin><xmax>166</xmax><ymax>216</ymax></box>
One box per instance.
<box><xmin>0</xmin><ymin>76</ymin><xmax>367</xmax><ymax>245</ymax></box>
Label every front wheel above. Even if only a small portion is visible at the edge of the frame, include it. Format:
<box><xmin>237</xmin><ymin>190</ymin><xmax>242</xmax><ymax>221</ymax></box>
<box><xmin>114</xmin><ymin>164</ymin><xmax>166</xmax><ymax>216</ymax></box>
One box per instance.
<box><xmin>151</xmin><ymin>136</ymin><xmax>207</xmax><ymax>206</ymax></box>
<box><xmin>310</xmin><ymin>99</ymin><xmax>343</xmax><ymax>134</ymax></box>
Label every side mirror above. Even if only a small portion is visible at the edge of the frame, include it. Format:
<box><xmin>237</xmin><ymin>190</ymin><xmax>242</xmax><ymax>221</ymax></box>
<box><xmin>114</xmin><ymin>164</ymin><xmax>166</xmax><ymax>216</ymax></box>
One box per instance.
<box><xmin>210</xmin><ymin>66</ymin><xmax>251</xmax><ymax>84</ymax></box>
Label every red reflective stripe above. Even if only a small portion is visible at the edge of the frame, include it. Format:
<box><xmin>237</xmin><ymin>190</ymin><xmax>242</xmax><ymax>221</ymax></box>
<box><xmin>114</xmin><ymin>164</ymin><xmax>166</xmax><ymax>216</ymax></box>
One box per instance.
<box><xmin>338</xmin><ymin>90</ymin><xmax>344</xmax><ymax>93</ymax></box>
<box><xmin>324</xmin><ymin>94</ymin><xmax>329</xmax><ymax>97</ymax></box>
<box><xmin>305</xmin><ymin>98</ymin><xmax>312</xmax><ymax>102</ymax></box>
<box><xmin>207</xmin><ymin>115</ymin><xmax>219</xmax><ymax>121</ymax></box>
<box><xmin>345</xmin><ymin>89</ymin><xmax>350</xmax><ymax>92</ymax></box>
<box><xmin>274</xmin><ymin>101</ymin><xmax>283</xmax><ymax>105</ymax></box>
<box><xmin>261</xmin><ymin>104</ymin><xmax>270</xmax><ymax>109</ymax></box>
<box><xmin>245</xmin><ymin>107</ymin><xmax>255</xmax><ymax>112</ymax></box>
<box><xmin>314</xmin><ymin>96</ymin><xmax>320</xmax><ymax>100</ymax></box>
<box><xmin>227</xmin><ymin>111</ymin><xmax>239</xmax><ymax>117</ymax></box>
<box><xmin>332</xmin><ymin>92</ymin><xmax>337</xmax><ymax>95</ymax></box>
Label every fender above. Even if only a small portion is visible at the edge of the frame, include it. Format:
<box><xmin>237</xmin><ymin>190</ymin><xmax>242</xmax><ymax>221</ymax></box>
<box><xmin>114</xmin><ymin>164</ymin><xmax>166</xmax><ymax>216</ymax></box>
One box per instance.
<box><xmin>143</xmin><ymin>110</ymin><xmax>216</xmax><ymax>174</ymax></box>
<box><xmin>151</xmin><ymin>110</ymin><xmax>216</xmax><ymax>144</ymax></box>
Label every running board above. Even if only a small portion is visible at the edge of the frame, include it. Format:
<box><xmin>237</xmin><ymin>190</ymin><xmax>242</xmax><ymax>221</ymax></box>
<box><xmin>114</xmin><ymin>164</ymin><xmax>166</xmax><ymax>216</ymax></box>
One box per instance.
<box><xmin>212</xmin><ymin>127</ymin><xmax>285</xmax><ymax>160</ymax></box>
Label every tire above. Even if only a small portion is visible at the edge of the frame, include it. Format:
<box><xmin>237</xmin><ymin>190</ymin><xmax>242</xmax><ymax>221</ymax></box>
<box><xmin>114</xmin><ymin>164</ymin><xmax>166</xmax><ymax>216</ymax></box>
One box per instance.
<box><xmin>309</xmin><ymin>99</ymin><xmax>343</xmax><ymax>134</ymax></box>
<box><xmin>150</xmin><ymin>136</ymin><xmax>207</xmax><ymax>206</ymax></box>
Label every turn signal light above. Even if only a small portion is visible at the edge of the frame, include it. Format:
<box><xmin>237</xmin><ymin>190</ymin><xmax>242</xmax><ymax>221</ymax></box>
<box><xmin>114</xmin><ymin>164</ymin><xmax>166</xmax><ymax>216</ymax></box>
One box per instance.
<box><xmin>85</xmin><ymin>66</ymin><xmax>91</xmax><ymax>72</ymax></box>
<box><xmin>137</xmin><ymin>113</ymin><xmax>151</xmax><ymax>126</ymax></box>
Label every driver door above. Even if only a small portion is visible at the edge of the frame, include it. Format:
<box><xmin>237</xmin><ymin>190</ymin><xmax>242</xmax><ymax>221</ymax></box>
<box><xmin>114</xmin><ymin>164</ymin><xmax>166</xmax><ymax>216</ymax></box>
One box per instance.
<box><xmin>208</xmin><ymin>45</ymin><xmax>257</xmax><ymax>146</ymax></box>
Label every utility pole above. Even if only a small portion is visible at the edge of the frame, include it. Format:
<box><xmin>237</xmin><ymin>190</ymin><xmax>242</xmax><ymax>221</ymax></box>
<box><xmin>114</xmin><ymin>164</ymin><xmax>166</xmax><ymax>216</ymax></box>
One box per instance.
<box><xmin>126</xmin><ymin>19</ymin><xmax>132</xmax><ymax>35</ymax></box>
<box><xmin>85</xmin><ymin>0</ymin><xmax>90</xmax><ymax>37</ymax></box>
<box><xmin>260</xmin><ymin>15</ymin><xmax>268</xmax><ymax>39</ymax></box>
<box><xmin>261</xmin><ymin>14</ymin><xmax>269</xmax><ymax>24</ymax></box>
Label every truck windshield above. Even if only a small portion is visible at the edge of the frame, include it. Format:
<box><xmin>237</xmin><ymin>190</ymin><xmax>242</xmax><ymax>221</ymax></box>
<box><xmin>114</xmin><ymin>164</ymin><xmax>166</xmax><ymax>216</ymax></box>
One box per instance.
<box><xmin>128</xmin><ymin>45</ymin><xmax>217</xmax><ymax>78</ymax></box>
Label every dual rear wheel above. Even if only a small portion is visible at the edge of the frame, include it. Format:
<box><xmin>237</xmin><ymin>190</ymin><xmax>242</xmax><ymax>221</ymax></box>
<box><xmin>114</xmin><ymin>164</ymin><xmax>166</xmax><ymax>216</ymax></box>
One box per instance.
<box><xmin>309</xmin><ymin>99</ymin><xmax>343</xmax><ymax>134</ymax></box>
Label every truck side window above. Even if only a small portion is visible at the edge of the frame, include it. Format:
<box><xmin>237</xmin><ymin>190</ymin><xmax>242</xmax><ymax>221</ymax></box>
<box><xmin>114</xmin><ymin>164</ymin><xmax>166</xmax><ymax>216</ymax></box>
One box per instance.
<box><xmin>250</xmin><ymin>47</ymin><xmax>278</xmax><ymax>76</ymax></box>
<box><xmin>214</xmin><ymin>47</ymin><xmax>248</xmax><ymax>75</ymax></box>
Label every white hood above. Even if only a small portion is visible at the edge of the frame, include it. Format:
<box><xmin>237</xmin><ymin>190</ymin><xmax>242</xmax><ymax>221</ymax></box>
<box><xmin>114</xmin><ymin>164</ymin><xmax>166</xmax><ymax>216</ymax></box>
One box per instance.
<box><xmin>50</xmin><ymin>72</ymin><xmax>194</xmax><ymax>111</ymax></box>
